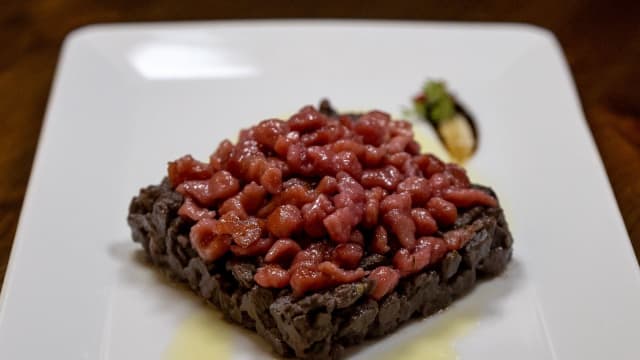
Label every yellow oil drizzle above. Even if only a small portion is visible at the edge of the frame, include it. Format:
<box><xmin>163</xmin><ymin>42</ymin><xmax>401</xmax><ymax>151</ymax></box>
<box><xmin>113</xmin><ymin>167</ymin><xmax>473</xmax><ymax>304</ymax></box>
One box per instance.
<box><xmin>166</xmin><ymin>308</ymin><xmax>476</xmax><ymax>360</ymax></box>
<box><xmin>165</xmin><ymin>306</ymin><xmax>276</xmax><ymax>360</ymax></box>
<box><xmin>378</xmin><ymin>311</ymin><xmax>478</xmax><ymax>360</ymax></box>
<box><xmin>165</xmin><ymin>309</ymin><xmax>232</xmax><ymax>360</ymax></box>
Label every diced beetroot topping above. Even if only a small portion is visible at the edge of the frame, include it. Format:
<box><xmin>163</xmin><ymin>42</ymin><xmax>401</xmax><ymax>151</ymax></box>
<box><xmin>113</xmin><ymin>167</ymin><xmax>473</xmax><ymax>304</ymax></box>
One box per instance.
<box><xmin>317</xmin><ymin>261</ymin><xmax>366</xmax><ymax>283</ymax></box>
<box><xmin>189</xmin><ymin>219</ymin><xmax>230</xmax><ymax>262</ymax></box>
<box><xmin>265</xmin><ymin>239</ymin><xmax>302</xmax><ymax>264</ymax></box>
<box><xmin>411</xmin><ymin>208</ymin><xmax>438</xmax><ymax>236</ymax></box>
<box><xmin>371</xmin><ymin>225</ymin><xmax>390</xmax><ymax>254</ymax></box>
<box><xmin>290</xmin><ymin>265</ymin><xmax>332</xmax><ymax>297</ymax></box>
<box><xmin>427</xmin><ymin>197</ymin><xmax>458</xmax><ymax>227</ymax></box>
<box><xmin>168</xmin><ymin>155</ymin><xmax>213</xmax><ymax>187</ymax></box>
<box><xmin>254</xmin><ymin>265</ymin><xmax>290</xmax><ymax>288</ymax></box>
<box><xmin>230</xmin><ymin>237</ymin><xmax>274</xmax><ymax>257</ymax></box>
<box><xmin>368</xmin><ymin>266</ymin><xmax>400</xmax><ymax>300</ymax></box>
<box><xmin>442</xmin><ymin>188</ymin><xmax>498</xmax><ymax>208</ymax></box>
<box><xmin>267</xmin><ymin>204</ymin><xmax>303</xmax><ymax>238</ymax></box>
<box><xmin>178</xmin><ymin>197</ymin><xmax>216</xmax><ymax>222</ymax></box>
<box><xmin>331</xmin><ymin>243</ymin><xmax>364</xmax><ymax>269</ymax></box>
<box><xmin>168</xmin><ymin>105</ymin><xmax>497</xmax><ymax>298</ymax></box>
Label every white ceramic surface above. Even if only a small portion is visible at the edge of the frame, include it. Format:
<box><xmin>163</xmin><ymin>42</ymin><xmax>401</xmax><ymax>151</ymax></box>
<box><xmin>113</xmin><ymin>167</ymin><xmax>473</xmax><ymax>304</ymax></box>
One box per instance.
<box><xmin>1</xmin><ymin>21</ymin><xmax>638</xmax><ymax>359</ymax></box>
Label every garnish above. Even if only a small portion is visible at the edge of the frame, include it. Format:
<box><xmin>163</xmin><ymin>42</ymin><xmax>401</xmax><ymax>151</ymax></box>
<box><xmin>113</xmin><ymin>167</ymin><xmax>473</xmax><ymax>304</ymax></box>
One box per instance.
<box><xmin>411</xmin><ymin>80</ymin><xmax>478</xmax><ymax>162</ymax></box>
<box><xmin>422</xmin><ymin>81</ymin><xmax>456</xmax><ymax>123</ymax></box>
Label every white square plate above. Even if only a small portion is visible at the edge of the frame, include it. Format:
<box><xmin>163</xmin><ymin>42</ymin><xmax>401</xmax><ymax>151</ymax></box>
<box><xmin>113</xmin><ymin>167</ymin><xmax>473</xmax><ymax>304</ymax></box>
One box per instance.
<box><xmin>1</xmin><ymin>21</ymin><xmax>639</xmax><ymax>359</ymax></box>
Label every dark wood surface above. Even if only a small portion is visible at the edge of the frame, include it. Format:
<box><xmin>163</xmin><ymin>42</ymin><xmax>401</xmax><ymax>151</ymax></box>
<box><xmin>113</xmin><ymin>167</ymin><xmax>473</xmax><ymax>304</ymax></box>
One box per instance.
<box><xmin>1</xmin><ymin>1</ymin><xmax>639</xmax><ymax>286</ymax></box>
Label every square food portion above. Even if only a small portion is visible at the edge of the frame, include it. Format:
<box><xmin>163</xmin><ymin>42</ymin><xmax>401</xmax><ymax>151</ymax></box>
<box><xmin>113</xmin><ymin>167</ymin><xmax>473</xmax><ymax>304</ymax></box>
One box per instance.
<box><xmin>127</xmin><ymin>101</ymin><xmax>513</xmax><ymax>359</ymax></box>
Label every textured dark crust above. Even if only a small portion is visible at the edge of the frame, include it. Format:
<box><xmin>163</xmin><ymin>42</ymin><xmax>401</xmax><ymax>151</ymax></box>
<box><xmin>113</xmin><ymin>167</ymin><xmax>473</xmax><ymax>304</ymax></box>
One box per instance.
<box><xmin>128</xmin><ymin>180</ymin><xmax>513</xmax><ymax>359</ymax></box>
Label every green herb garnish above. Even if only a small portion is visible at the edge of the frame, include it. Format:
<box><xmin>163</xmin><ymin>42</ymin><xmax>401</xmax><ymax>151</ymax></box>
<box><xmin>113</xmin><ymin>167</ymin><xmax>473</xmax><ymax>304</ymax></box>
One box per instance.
<box><xmin>413</xmin><ymin>81</ymin><xmax>455</xmax><ymax>124</ymax></box>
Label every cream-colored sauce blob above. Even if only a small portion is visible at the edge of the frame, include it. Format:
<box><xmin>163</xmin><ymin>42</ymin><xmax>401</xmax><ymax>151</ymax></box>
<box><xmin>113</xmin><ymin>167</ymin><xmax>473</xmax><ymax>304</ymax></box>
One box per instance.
<box><xmin>165</xmin><ymin>309</ymin><xmax>232</xmax><ymax>360</ymax></box>
<box><xmin>411</xmin><ymin>121</ymin><xmax>451</xmax><ymax>163</ymax></box>
<box><xmin>438</xmin><ymin>114</ymin><xmax>476</xmax><ymax>163</ymax></box>
<box><xmin>166</xmin><ymin>308</ymin><xmax>477</xmax><ymax>360</ymax></box>
<box><xmin>377</xmin><ymin>312</ymin><xmax>477</xmax><ymax>360</ymax></box>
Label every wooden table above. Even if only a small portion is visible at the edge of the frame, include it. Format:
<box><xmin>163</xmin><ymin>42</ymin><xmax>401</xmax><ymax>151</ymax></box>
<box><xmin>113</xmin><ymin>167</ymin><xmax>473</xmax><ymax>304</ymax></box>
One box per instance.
<box><xmin>1</xmin><ymin>1</ymin><xmax>639</xmax><ymax>286</ymax></box>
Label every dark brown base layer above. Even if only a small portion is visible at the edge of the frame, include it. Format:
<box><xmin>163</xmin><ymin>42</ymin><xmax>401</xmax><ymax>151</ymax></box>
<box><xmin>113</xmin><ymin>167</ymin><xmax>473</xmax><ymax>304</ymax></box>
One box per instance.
<box><xmin>128</xmin><ymin>180</ymin><xmax>513</xmax><ymax>359</ymax></box>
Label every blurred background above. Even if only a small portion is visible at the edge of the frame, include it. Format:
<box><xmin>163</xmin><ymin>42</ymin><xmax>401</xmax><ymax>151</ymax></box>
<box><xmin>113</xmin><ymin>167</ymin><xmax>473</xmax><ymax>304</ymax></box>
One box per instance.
<box><xmin>1</xmin><ymin>0</ymin><xmax>638</xmax><ymax>284</ymax></box>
